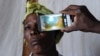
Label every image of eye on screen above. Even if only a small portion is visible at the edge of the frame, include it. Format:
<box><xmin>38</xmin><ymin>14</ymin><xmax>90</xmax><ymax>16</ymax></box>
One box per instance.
<box><xmin>38</xmin><ymin>14</ymin><xmax>72</xmax><ymax>31</ymax></box>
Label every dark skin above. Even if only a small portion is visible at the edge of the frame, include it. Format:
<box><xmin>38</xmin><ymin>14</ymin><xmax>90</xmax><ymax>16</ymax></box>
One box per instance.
<box><xmin>61</xmin><ymin>5</ymin><xmax>100</xmax><ymax>33</ymax></box>
<box><xmin>23</xmin><ymin>13</ymin><xmax>59</xmax><ymax>56</ymax></box>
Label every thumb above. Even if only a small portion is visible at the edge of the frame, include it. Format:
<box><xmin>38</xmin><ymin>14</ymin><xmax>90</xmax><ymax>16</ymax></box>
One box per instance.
<box><xmin>61</xmin><ymin>23</ymin><xmax>77</xmax><ymax>32</ymax></box>
<box><xmin>60</xmin><ymin>10</ymin><xmax>68</xmax><ymax>14</ymax></box>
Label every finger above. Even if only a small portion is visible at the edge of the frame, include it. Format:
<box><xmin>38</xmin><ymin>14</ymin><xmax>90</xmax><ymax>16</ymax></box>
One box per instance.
<box><xmin>61</xmin><ymin>9</ymin><xmax>80</xmax><ymax>15</ymax></box>
<box><xmin>60</xmin><ymin>5</ymin><xmax>81</xmax><ymax>15</ymax></box>
<box><xmin>73</xmin><ymin>16</ymin><xmax>79</xmax><ymax>23</ymax></box>
<box><xmin>61</xmin><ymin>22</ymin><xmax>77</xmax><ymax>32</ymax></box>
<box><xmin>67</xmin><ymin>5</ymin><xmax>80</xmax><ymax>9</ymax></box>
<box><xmin>61</xmin><ymin>26</ymin><xmax>75</xmax><ymax>32</ymax></box>
<box><xmin>62</xmin><ymin>5</ymin><xmax>79</xmax><ymax>12</ymax></box>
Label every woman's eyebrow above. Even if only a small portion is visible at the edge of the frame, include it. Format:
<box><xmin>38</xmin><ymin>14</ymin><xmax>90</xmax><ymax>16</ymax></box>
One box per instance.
<box><xmin>24</xmin><ymin>21</ymin><xmax>34</xmax><ymax>26</ymax></box>
<box><xmin>23</xmin><ymin>20</ymin><xmax>30</xmax><ymax>25</ymax></box>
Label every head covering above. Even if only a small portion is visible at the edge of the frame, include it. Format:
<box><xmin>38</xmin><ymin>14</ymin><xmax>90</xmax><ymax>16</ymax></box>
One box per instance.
<box><xmin>24</xmin><ymin>0</ymin><xmax>63</xmax><ymax>43</ymax></box>
<box><xmin>24</xmin><ymin>1</ymin><xmax>53</xmax><ymax>20</ymax></box>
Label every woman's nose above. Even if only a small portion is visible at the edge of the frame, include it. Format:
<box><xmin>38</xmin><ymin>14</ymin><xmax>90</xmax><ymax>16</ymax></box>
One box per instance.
<box><xmin>30</xmin><ymin>30</ymin><xmax>39</xmax><ymax>35</ymax></box>
<box><xmin>30</xmin><ymin>24</ymin><xmax>40</xmax><ymax>35</ymax></box>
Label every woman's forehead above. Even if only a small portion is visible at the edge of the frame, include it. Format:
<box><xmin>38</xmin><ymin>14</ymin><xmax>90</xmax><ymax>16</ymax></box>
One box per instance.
<box><xmin>24</xmin><ymin>13</ymin><xmax>37</xmax><ymax>24</ymax></box>
<box><xmin>27</xmin><ymin>13</ymin><xmax>37</xmax><ymax>20</ymax></box>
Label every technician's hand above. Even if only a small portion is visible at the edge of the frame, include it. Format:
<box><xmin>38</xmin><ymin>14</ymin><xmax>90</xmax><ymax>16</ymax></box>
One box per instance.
<box><xmin>61</xmin><ymin>5</ymin><xmax>98</xmax><ymax>32</ymax></box>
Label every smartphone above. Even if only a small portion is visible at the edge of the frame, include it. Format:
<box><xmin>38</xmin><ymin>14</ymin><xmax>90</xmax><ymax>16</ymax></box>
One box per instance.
<box><xmin>38</xmin><ymin>14</ymin><xmax>72</xmax><ymax>31</ymax></box>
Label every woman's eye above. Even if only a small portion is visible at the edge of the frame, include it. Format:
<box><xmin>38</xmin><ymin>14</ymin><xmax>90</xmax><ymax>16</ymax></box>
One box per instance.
<box><xmin>24</xmin><ymin>26</ymin><xmax>31</xmax><ymax>30</ymax></box>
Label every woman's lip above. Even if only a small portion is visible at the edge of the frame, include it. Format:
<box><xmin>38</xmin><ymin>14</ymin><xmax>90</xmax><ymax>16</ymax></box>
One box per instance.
<box><xmin>31</xmin><ymin>39</ymin><xmax>39</xmax><ymax>46</ymax></box>
<box><xmin>31</xmin><ymin>42</ymin><xmax>38</xmax><ymax>46</ymax></box>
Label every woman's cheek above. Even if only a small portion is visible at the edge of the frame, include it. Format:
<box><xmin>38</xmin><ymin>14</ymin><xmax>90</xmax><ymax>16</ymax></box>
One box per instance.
<box><xmin>24</xmin><ymin>32</ymin><xmax>31</xmax><ymax>42</ymax></box>
<box><xmin>40</xmin><ymin>33</ymin><xmax>46</xmax><ymax>37</ymax></box>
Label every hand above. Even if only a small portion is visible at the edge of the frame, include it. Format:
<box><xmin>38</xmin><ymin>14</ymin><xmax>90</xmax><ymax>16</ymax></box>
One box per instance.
<box><xmin>60</xmin><ymin>5</ymin><xmax>99</xmax><ymax>32</ymax></box>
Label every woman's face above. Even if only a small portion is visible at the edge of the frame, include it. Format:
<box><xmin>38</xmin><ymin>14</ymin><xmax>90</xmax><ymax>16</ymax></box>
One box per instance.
<box><xmin>23</xmin><ymin>13</ymin><xmax>56</xmax><ymax>54</ymax></box>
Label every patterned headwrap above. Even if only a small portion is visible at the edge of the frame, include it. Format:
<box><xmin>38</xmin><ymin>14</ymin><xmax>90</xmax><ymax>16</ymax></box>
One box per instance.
<box><xmin>24</xmin><ymin>0</ymin><xmax>63</xmax><ymax>43</ymax></box>
<box><xmin>24</xmin><ymin>1</ymin><xmax>53</xmax><ymax>19</ymax></box>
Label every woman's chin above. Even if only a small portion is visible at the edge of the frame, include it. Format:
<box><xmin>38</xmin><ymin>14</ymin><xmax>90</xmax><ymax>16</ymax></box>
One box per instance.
<box><xmin>31</xmin><ymin>45</ymin><xmax>43</xmax><ymax>54</ymax></box>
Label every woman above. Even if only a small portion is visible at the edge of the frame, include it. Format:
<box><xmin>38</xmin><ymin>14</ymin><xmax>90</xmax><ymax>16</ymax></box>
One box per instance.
<box><xmin>23</xmin><ymin>13</ymin><xmax>63</xmax><ymax>56</ymax></box>
<box><xmin>23</xmin><ymin>0</ymin><xmax>63</xmax><ymax>55</ymax></box>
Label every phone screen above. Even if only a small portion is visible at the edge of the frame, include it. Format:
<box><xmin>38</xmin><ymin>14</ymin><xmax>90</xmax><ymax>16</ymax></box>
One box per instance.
<box><xmin>38</xmin><ymin>14</ymin><xmax>72</xmax><ymax>31</ymax></box>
